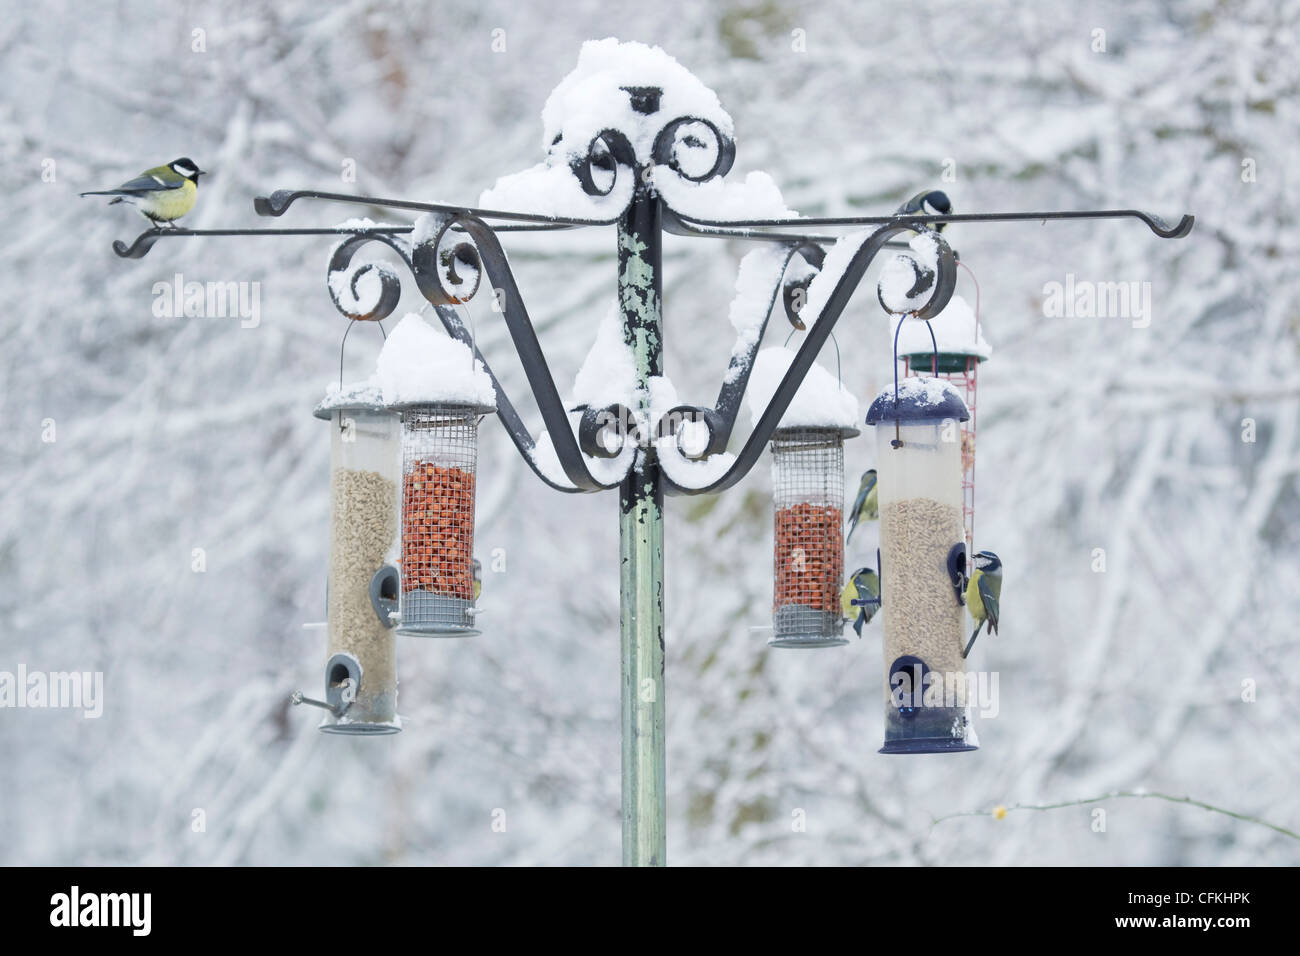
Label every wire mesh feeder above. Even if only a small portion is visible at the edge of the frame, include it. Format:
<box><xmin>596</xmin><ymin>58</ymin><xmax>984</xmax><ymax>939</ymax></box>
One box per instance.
<box><xmin>770</xmin><ymin>424</ymin><xmax>858</xmax><ymax>648</ymax></box>
<box><xmin>396</xmin><ymin>401</ymin><xmax>494</xmax><ymax>636</ymax></box>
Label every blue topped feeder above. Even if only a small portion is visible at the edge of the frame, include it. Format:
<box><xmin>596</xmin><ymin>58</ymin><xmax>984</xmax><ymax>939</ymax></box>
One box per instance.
<box><xmin>866</xmin><ymin>378</ymin><xmax>976</xmax><ymax>753</ymax></box>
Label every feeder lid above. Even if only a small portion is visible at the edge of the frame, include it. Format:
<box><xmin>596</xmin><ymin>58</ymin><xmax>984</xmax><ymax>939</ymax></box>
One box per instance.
<box><xmin>389</xmin><ymin>399</ymin><xmax>497</xmax><ymax>417</ymax></box>
<box><xmin>313</xmin><ymin>380</ymin><xmax>391</xmax><ymax>420</ymax></box>
<box><xmin>772</xmin><ymin>424</ymin><xmax>860</xmax><ymax>440</ymax></box>
<box><xmin>866</xmin><ymin>377</ymin><xmax>969</xmax><ymax>425</ymax></box>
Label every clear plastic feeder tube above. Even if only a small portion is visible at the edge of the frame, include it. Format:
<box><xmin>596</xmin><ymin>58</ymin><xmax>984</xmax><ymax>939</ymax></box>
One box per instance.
<box><xmin>866</xmin><ymin>379</ymin><xmax>976</xmax><ymax>753</ymax></box>
<box><xmin>317</xmin><ymin>399</ymin><xmax>401</xmax><ymax>734</ymax></box>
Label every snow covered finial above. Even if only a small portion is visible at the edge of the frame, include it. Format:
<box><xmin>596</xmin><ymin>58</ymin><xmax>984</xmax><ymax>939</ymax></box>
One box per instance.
<box><xmin>479</xmin><ymin>39</ymin><xmax>796</xmax><ymax>221</ymax></box>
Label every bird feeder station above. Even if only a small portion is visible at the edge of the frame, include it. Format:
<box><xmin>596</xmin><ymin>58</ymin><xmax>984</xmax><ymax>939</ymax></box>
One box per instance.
<box><xmin>866</xmin><ymin>378</ymin><xmax>976</xmax><ymax>753</ymax></box>
<box><xmin>395</xmin><ymin>400</ymin><xmax>494</xmax><ymax>637</ymax></box>
<box><xmin>107</xmin><ymin>36</ymin><xmax>1193</xmax><ymax>862</ymax></box>
<box><xmin>895</xmin><ymin>295</ymin><xmax>991</xmax><ymax>555</ymax></box>
<box><xmin>312</xmin><ymin>385</ymin><xmax>402</xmax><ymax>734</ymax></box>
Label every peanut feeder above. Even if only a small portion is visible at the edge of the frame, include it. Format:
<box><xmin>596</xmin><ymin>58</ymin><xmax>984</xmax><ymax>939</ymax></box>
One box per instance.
<box><xmin>769</xmin><ymin>424</ymin><xmax>858</xmax><ymax>648</ymax></box>
<box><xmin>395</xmin><ymin>401</ymin><xmax>494</xmax><ymax>636</ymax></box>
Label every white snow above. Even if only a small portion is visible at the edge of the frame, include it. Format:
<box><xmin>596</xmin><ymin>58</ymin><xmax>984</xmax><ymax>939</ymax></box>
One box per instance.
<box><xmin>572</xmin><ymin>305</ymin><xmax>639</xmax><ymax>409</ymax></box>
<box><xmin>801</xmin><ymin>230</ymin><xmax>873</xmax><ymax>331</ymax></box>
<box><xmin>872</xmin><ymin>375</ymin><xmax>962</xmax><ymax>410</ymax></box>
<box><xmin>373</xmin><ymin>314</ymin><xmax>497</xmax><ymax>407</ymax></box>
<box><xmin>745</xmin><ymin>346</ymin><xmax>859</xmax><ymax>429</ymax></box>
<box><xmin>658</xmin><ymin>438</ymin><xmax>736</xmax><ymax>488</ymax></box>
<box><xmin>529</xmin><ymin>430</ymin><xmax>579</xmax><ymax>489</ymax></box>
<box><xmin>541</xmin><ymin>38</ymin><xmax>733</xmax><ymax>161</ymax></box>
<box><xmin>481</xmin><ymin>38</ymin><xmax>796</xmax><ymax>222</ymax></box>
<box><xmin>316</xmin><ymin>378</ymin><xmax>386</xmax><ymax>412</ymax></box>
<box><xmin>479</xmin><ymin>160</ymin><xmax>634</xmax><ymax>220</ymax></box>
<box><xmin>893</xmin><ymin>295</ymin><xmax>992</xmax><ymax>360</ymax></box>
<box><xmin>655</xmin><ymin>168</ymin><xmax>796</xmax><ymax>220</ymax></box>
<box><xmin>327</xmin><ymin>261</ymin><xmax>394</xmax><ymax>317</ymax></box>
<box><xmin>723</xmin><ymin>246</ymin><xmax>789</xmax><ymax>378</ymax></box>
<box><xmin>879</xmin><ymin>233</ymin><xmax>943</xmax><ymax>314</ymax></box>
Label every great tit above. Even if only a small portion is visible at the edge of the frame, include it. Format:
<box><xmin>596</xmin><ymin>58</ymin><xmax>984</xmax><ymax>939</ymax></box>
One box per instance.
<box><xmin>840</xmin><ymin>566</ymin><xmax>880</xmax><ymax>637</ymax></box>
<box><xmin>472</xmin><ymin>558</ymin><xmax>482</xmax><ymax>603</ymax></box>
<box><xmin>895</xmin><ymin>190</ymin><xmax>952</xmax><ymax>232</ymax></box>
<box><xmin>80</xmin><ymin>157</ymin><xmax>205</xmax><ymax>226</ymax></box>
<box><xmin>963</xmin><ymin>550</ymin><xmax>1002</xmax><ymax>658</ymax></box>
<box><xmin>845</xmin><ymin>468</ymin><xmax>878</xmax><ymax>544</ymax></box>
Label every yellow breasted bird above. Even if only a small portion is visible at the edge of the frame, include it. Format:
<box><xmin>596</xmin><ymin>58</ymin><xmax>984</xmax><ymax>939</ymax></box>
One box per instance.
<box><xmin>845</xmin><ymin>468</ymin><xmax>878</xmax><ymax>544</ymax></box>
<box><xmin>472</xmin><ymin>558</ymin><xmax>482</xmax><ymax>603</ymax></box>
<box><xmin>80</xmin><ymin>158</ymin><xmax>205</xmax><ymax>226</ymax></box>
<box><xmin>963</xmin><ymin>550</ymin><xmax>1002</xmax><ymax>658</ymax></box>
<box><xmin>840</xmin><ymin>566</ymin><xmax>880</xmax><ymax>637</ymax></box>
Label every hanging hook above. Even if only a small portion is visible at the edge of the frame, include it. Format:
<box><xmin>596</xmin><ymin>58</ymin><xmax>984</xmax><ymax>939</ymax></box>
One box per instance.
<box><xmin>338</xmin><ymin>317</ymin><xmax>387</xmax><ymax>389</ymax></box>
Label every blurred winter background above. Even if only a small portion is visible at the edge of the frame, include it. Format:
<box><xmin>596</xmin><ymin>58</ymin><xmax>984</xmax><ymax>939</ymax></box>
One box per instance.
<box><xmin>1</xmin><ymin>0</ymin><xmax>1297</xmax><ymax>865</ymax></box>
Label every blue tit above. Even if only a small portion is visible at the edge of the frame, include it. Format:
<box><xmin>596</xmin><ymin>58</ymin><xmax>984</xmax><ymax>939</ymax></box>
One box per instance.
<box><xmin>963</xmin><ymin>550</ymin><xmax>1002</xmax><ymax>658</ymax></box>
<box><xmin>80</xmin><ymin>157</ymin><xmax>205</xmax><ymax>226</ymax></box>
<box><xmin>845</xmin><ymin>468</ymin><xmax>878</xmax><ymax>544</ymax></box>
<box><xmin>472</xmin><ymin>558</ymin><xmax>482</xmax><ymax>603</ymax></box>
<box><xmin>840</xmin><ymin>566</ymin><xmax>880</xmax><ymax>637</ymax></box>
<box><xmin>895</xmin><ymin>190</ymin><xmax>952</xmax><ymax>232</ymax></box>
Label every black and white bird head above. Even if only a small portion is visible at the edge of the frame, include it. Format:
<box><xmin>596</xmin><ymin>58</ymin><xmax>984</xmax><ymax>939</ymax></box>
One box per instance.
<box><xmin>920</xmin><ymin>190</ymin><xmax>951</xmax><ymax>217</ymax></box>
<box><xmin>973</xmin><ymin>550</ymin><xmax>1002</xmax><ymax>574</ymax></box>
<box><xmin>169</xmin><ymin>158</ymin><xmax>205</xmax><ymax>182</ymax></box>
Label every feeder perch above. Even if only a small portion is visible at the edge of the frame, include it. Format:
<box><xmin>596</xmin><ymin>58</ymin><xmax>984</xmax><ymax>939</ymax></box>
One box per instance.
<box><xmin>769</xmin><ymin>424</ymin><xmax>859</xmax><ymax>648</ymax></box>
<box><xmin>396</xmin><ymin>400</ymin><xmax>494</xmax><ymax>636</ymax></box>
<box><xmin>866</xmin><ymin>378</ymin><xmax>976</xmax><ymax>753</ymax></box>
<box><xmin>312</xmin><ymin>387</ymin><xmax>401</xmax><ymax>734</ymax></box>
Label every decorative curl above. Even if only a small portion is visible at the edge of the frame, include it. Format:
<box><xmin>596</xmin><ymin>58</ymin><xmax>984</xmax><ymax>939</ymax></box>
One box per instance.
<box><xmin>410</xmin><ymin>213</ymin><xmax>484</xmax><ymax>306</ymax></box>
<box><xmin>578</xmin><ymin>405</ymin><xmax>637</xmax><ymax>459</ymax></box>
<box><xmin>569</xmin><ymin>130</ymin><xmax>637</xmax><ymax>198</ymax></box>
<box><xmin>875</xmin><ymin>228</ymin><xmax>957</xmax><ymax>321</ymax></box>
<box><xmin>651</xmin><ymin>117</ymin><xmax>735</xmax><ymax>184</ymax></box>
<box><xmin>655</xmin><ymin>405</ymin><xmax>726</xmax><ymax>460</ymax></box>
<box><xmin>326</xmin><ymin>233</ymin><xmax>407</xmax><ymax>322</ymax></box>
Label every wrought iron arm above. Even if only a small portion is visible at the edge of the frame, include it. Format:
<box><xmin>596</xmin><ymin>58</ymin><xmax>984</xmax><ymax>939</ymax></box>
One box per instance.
<box><xmin>255</xmin><ymin>188</ymin><xmax>617</xmax><ymax>228</ymax></box>
<box><xmin>670</xmin><ymin>206</ymin><xmax>1194</xmax><ymax>239</ymax></box>
<box><xmin>324</xmin><ymin>212</ymin><xmax>626</xmax><ymax>494</ymax></box>
<box><xmin>658</xmin><ymin>220</ymin><xmax>955</xmax><ymax>497</ymax></box>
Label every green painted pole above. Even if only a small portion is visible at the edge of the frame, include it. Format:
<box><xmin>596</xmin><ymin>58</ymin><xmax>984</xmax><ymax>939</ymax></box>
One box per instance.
<box><xmin>618</xmin><ymin>185</ymin><xmax>666</xmax><ymax>867</ymax></box>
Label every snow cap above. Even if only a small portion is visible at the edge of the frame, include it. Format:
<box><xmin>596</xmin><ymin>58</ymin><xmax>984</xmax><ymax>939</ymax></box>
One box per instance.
<box><xmin>541</xmin><ymin>38</ymin><xmax>733</xmax><ymax>161</ymax></box>
<box><xmin>866</xmin><ymin>377</ymin><xmax>969</xmax><ymax>425</ymax></box>
<box><xmin>747</xmin><ymin>346</ymin><xmax>860</xmax><ymax>434</ymax></box>
<box><xmin>894</xmin><ymin>295</ymin><xmax>992</xmax><ymax>364</ymax></box>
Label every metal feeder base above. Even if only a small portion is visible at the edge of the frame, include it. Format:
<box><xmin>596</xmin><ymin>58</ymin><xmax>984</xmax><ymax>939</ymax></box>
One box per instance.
<box><xmin>880</xmin><ymin>703</ymin><xmax>977</xmax><ymax>754</ymax></box>
<box><xmin>319</xmin><ymin>719</ymin><xmax>401</xmax><ymax>736</ymax></box>
<box><xmin>397</xmin><ymin>591</ymin><xmax>480</xmax><ymax>637</ymax></box>
<box><xmin>769</xmin><ymin>604</ymin><xmax>847</xmax><ymax>649</ymax></box>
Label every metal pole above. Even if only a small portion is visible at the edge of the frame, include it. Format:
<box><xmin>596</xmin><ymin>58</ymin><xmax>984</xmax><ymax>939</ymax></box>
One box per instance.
<box><xmin>618</xmin><ymin>184</ymin><xmax>666</xmax><ymax>866</ymax></box>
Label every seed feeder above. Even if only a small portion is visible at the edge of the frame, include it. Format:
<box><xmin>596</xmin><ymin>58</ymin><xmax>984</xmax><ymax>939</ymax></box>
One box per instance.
<box><xmin>309</xmin><ymin>383</ymin><xmax>402</xmax><ymax>734</ymax></box>
<box><xmin>895</xmin><ymin>294</ymin><xmax>990</xmax><ymax>555</ymax></box>
<box><xmin>866</xmin><ymin>377</ymin><xmax>976</xmax><ymax>753</ymax></box>
<box><xmin>395</xmin><ymin>400</ymin><xmax>494</xmax><ymax>636</ymax></box>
